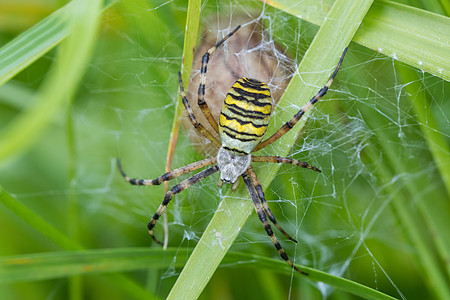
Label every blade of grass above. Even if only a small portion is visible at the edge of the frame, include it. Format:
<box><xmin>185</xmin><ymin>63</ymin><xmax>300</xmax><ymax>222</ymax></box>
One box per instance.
<box><xmin>441</xmin><ymin>0</ymin><xmax>450</xmax><ymax>15</ymax></box>
<box><xmin>397</xmin><ymin>0</ymin><xmax>450</xmax><ymax>282</ymax></box>
<box><xmin>0</xmin><ymin>184</ymin><xmax>82</xmax><ymax>250</ymax></box>
<box><xmin>0</xmin><ymin>0</ymin><xmax>118</xmax><ymax>163</ymax></box>
<box><xmin>0</xmin><ymin>0</ymin><xmax>95</xmax><ymax>161</ymax></box>
<box><xmin>0</xmin><ymin>247</ymin><xmax>397</xmax><ymax>300</ymax></box>
<box><xmin>0</xmin><ymin>0</ymin><xmax>156</xmax><ymax>285</ymax></box>
<box><xmin>263</xmin><ymin>0</ymin><xmax>450</xmax><ymax>81</ymax></box>
<box><xmin>0</xmin><ymin>81</ymin><xmax>37</xmax><ymax>110</ymax></box>
<box><xmin>0</xmin><ymin>3</ymin><xmax>71</xmax><ymax>87</ymax></box>
<box><xmin>66</xmin><ymin>84</ymin><xmax>81</xmax><ymax>300</ymax></box>
<box><xmin>343</xmin><ymin>47</ymin><xmax>450</xmax><ymax>298</ymax></box>
<box><xmin>349</xmin><ymin>55</ymin><xmax>450</xmax><ymax>298</ymax></box>
<box><xmin>0</xmin><ymin>184</ymin><xmax>157</xmax><ymax>300</ymax></box>
<box><xmin>167</xmin><ymin>0</ymin><xmax>374</xmax><ymax>299</ymax></box>
<box><xmin>0</xmin><ymin>248</ymin><xmax>182</xmax><ymax>284</ymax></box>
<box><xmin>180</xmin><ymin>0</ymin><xmax>202</xmax><ymax>83</ymax></box>
<box><xmin>161</xmin><ymin>0</ymin><xmax>202</xmax><ymax>248</ymax></box>
<box><xmin>396</xmin><ymin>66</ymin><xmax>450</xmax><ymax>200</ymax></box>
<box><xmin>363</xmin><ymin>144</ymin><xmax>450</xmax><ymax>300</ymax></box>
<box><xmin>395</xmin><ymin>64</ymin><xmax>450</xmax><ymax>279</ymax></box>
<box><xmin>0</xmin><ymin>0</ymin><xmax>117</xmax><ymax>87</ymax></box>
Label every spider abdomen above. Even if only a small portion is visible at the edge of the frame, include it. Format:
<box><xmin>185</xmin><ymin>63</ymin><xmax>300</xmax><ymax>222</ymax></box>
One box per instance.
<box><xmin>219</xmin><ymin>77</ymin><xmax>272</xmax><ymax>154</ymax></box>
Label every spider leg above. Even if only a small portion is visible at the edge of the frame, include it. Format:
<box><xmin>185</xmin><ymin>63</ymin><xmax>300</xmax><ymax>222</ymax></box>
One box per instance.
<box><xmin>253</xmin><ymin>48</ymin><xmax>348</xmax><ymax>152</ymax></box>
<box><xmin>197</xmin><ymin>25</ymin><xmax>241</xmax><ymax>133</ymax></box>
<box><xmin>252</xmin><ymin>156</ymin><xmax>321</xmax><ymax>173</ymax></box>
<box><xmin>247</xmin><ymin>167</ymin><xmax>298</xmax><ymax>243</ymax></box>
<box><xmin>147</xmin><ymin>165</ymin><xmax>220</xmax><ymax>244</ymax></box>
<box><xmin>178</xmin><ymin>72</ymin><xmax>221</xmax><ymax>148</ymax></box>
<box><xmin>242</xmin><ymin>171</ymin><xmax>308</xmax><ymax>275</ymax></box>
<box><xmin>117</xmin><ymin>157</ymin><xmax>217</xmax><ymax>186</ymax></box>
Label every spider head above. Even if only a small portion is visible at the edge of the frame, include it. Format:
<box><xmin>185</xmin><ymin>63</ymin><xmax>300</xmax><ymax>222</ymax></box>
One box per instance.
<box><xmin>216</xmin><ymin>147</ymin><xmax>251</xmax><ymax>184</ymax></box>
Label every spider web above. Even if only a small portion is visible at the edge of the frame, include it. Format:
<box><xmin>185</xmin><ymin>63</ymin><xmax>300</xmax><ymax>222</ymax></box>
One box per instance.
<box><xmin>1</xmin><ymin>0</ymin><xmax>448</xmax><ymax>299</ymax></box>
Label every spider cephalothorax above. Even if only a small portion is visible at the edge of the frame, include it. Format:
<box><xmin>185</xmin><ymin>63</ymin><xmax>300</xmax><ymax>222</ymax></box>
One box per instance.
<box><xmin>118</xmin><ymin>24</ymin><xmax>347</xmax><ymax>275</ymax></box>
<box><xmin>216</xmin><ymin>147</ymin><xmax>251</xmax><ymax>184</ymax></box>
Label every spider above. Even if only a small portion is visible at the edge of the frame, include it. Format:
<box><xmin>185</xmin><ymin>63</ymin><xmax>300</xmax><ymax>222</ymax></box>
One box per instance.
<box><xmin>118</xmin><ymin>25</ymin><xmax>347</xmax><ymax>275</ymax></box>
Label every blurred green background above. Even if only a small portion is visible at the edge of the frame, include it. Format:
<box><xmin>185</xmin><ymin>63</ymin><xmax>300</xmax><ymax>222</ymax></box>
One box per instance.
<box><xmin>0</xmin><ymin>0</ymin><xmax>449</xmax><ymax>299</ymax></box>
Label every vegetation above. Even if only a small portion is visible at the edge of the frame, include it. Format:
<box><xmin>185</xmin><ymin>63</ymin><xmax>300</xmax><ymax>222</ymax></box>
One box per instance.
<box><xmin>0</xmin><ymin>0</ymin><xmax>448</xmax><ymax>299</ymax></box>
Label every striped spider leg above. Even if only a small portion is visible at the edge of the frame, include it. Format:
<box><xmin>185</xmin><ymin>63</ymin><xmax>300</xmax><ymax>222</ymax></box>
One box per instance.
<box><xmin>253</xmin><ymin>47</ymin><xmax>348</xmax><ymax>152</ymax></box>
<box><xmin>252</xmin><ymin>156</ymin><xmax>322</xmax><ymax>173</ymax></box>
<box><xmin>247</xmin><ymin>166</ymin><xmax>298</xmax><ymax>243</ymax></box>
<box><xmin>178</xmin><ymin>72</ymin><xmax>221</xmax><ymax>148</ymax></box>
<box><xmin>245</xmin><ymin>158</ymin><xmax>322</xmax><ymax>274</ymax></box>
<box><xmin>197</xmin><ymin>25</ymin><xmax>241</xmax><ymax>133</ymax></box>
<box><xmin>243</xmin><ymin>169</ymin><xmax>308</xmax><ymax>275</ymax></box>
<box><xmin>117</xmin><ymin>157</ymin><xmax>218</xmax><ymax>244</ymax></box>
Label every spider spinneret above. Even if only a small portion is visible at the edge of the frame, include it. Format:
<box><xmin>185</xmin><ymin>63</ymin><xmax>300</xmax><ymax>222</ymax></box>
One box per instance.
<box><xmin>118</xmin><ymin>24</ymin><xmax>348</xmax><ymax>276</ymax></box>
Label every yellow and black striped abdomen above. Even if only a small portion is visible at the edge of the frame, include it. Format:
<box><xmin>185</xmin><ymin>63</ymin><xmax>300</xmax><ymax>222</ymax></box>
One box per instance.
<box><xmin>219</xmin><ymin>77</ymin><xmax>272</xmax><ymax>154</ymax></box>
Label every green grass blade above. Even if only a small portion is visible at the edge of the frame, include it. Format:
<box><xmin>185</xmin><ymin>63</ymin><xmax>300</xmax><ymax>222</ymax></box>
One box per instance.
<box><xmin>351</xmin><ymin>55</ymin><xmax>450</xmax><ymax>298</ymax></box>
<box><xmin>396</xmin><ymin>65</ymin><xmax>450</xmax><ymax>198</ymax></box>
<box><xmin>0</xmin><ymin>0</ymin><xmax>108</xmax><ymax>162</ymax></box>
<box><xmin>167</xmin><ymin>0</ymin><xmax>374</xmax><ymax>299</ymax></box>
<box><xmin>0</xmin><ymin>184</ymin><xmax>81</xmax><ymax>250</ymax></box>
<box><xmin>0</xmin><ymin>184</ymin><xmax>157</xmax><ymax>299</ymax></box>
<box><xmin>441</xmin><ymin>0</ymin><xmax>450</xmax><ymax>15</ymax></box>
<box><xmin>396</xmin><ymin>63</ymin><xmax>450</xmax><ymax>279</ymax></box>
<box><xmin>66</xmin><ymin>83</ymin><xmax>82</xmax><ymax>300</ymax></box>
<box><xmin>159</xmin><ymin>0</ymin><xmax>201</xmax><ymax>247</ymax></box>
<box><xmin>264</xmin><ymin>0</ymin><xmax>450</xmax><ymax>81</ymax></box>
<box><xmin>357</xmin><ymin>1</ymin><xmax>449</xmax><ymax>80</ymax></box>
<box><xmin>0</xmin><ymin>0</ymin><xmax>117</xmax><ymax>87</ymax></box>
<box><xmin>180</xmin><ymin>0</ymin><xmax>201</xmax><ymax>83</ymax></box>
<box><xmin>0</xmin><ymin>248</ymin><xmax>397</xmax><ymax>300</ymax></box>
<box><xmin>0</xmin><ymin>4</ymin><xmax>71</xmax><ymax>87</ymax></box>
<box><xmin>0</xmin><ymin>248</ymin><xmax>181</xmax><ymax>284</ymax></box>
<box><xmin>363</xmin><ymin>144</ymin><xmax>450</xmax><ymax>300</ymax></box>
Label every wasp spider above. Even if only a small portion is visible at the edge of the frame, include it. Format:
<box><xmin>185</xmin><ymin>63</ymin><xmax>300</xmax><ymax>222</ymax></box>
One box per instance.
<box><xmin>118</xmin><ymin>25</ymin><xmax>347</xmax><ymax>275</ymax></box>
